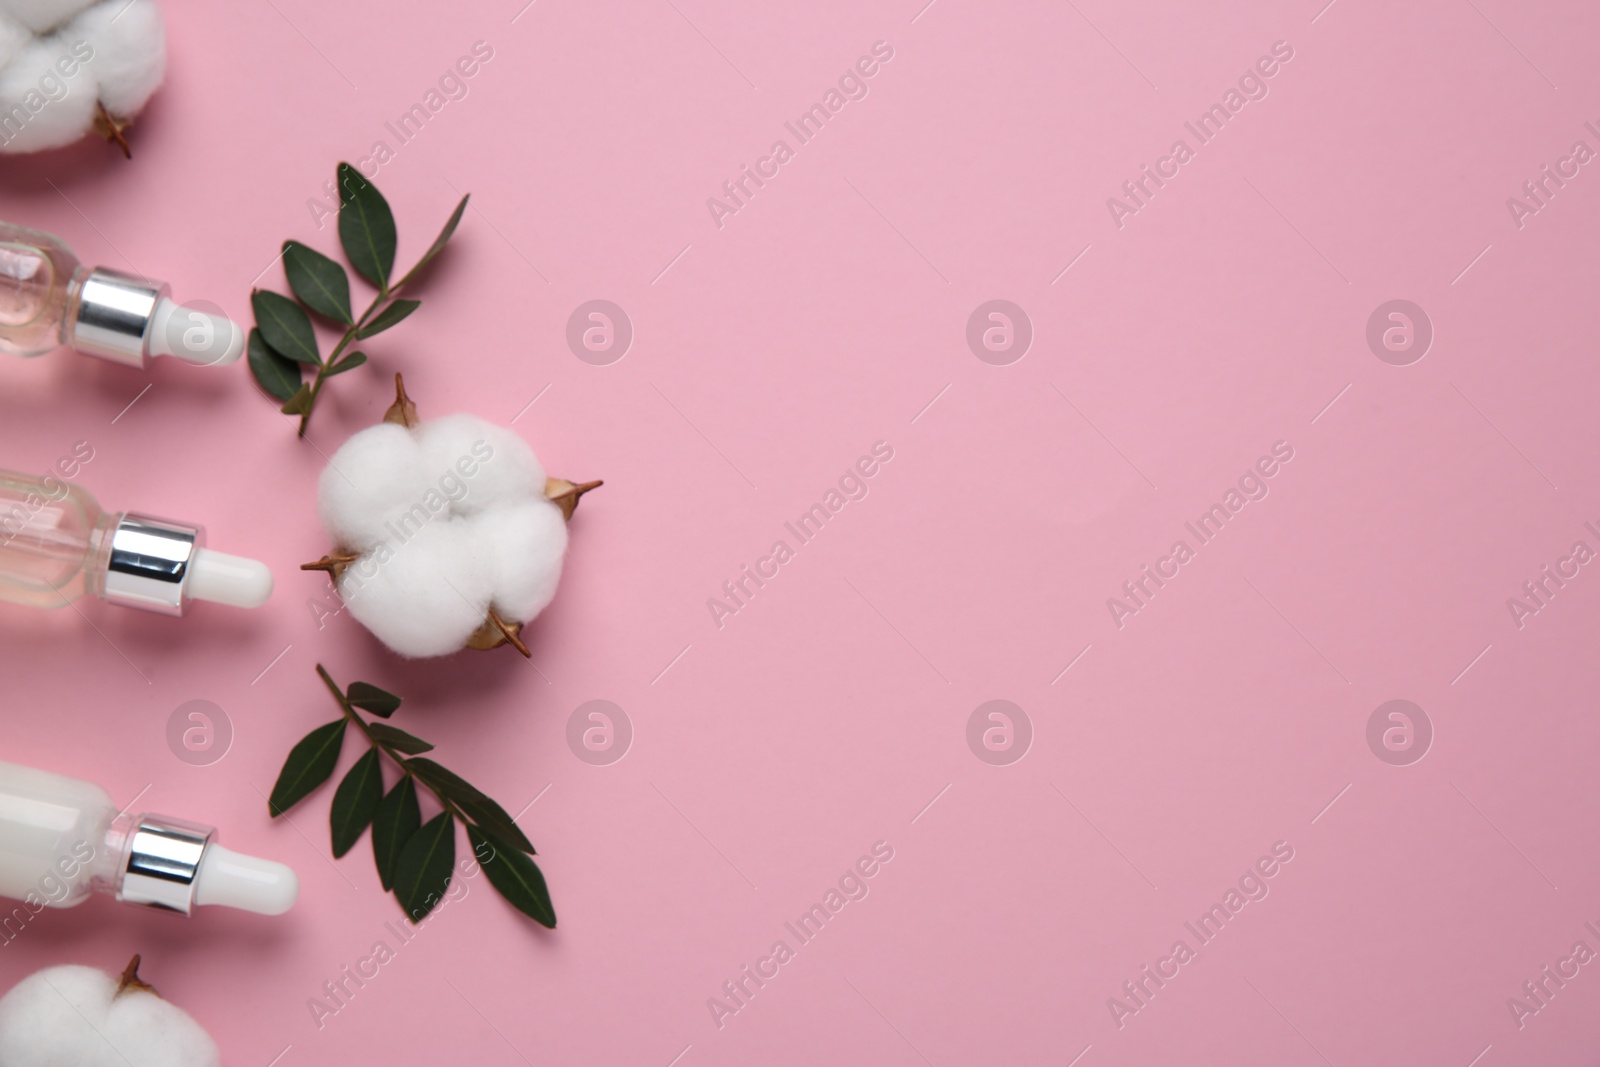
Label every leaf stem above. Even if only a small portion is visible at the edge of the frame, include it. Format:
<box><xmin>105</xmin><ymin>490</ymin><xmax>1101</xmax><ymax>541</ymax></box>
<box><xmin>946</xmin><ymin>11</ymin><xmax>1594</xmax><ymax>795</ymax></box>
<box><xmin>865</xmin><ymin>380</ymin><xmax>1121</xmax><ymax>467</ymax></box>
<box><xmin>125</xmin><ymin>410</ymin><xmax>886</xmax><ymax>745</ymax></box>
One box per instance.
<box><xmin>315</xmin><ymin>664</ymin><xmax>468</xmax><ymax>823</ymax></box>
<box><xmin>297</xmin><ymin>288</ymin><xmax>386</xmax><ymax>437</ymax></box>
<box><xmin>288</xmin><ymin>188</ymin><xmax>468</xmax><ymax>436</ymax></box>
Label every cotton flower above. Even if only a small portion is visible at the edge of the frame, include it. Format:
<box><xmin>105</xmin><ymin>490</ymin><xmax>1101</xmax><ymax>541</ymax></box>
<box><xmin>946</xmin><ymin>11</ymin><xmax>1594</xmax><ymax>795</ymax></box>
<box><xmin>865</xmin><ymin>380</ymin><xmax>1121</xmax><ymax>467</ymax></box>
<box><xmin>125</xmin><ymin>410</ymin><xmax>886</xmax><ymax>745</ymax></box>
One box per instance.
<box><xmin>0</xmin><ymin>0</ymin><xmax>165</xmax><ymax>156</ymax></box>
<box><xmin>0</xmin><ymin>957</ymin><xmax>220</xmax><ymax>1067</ymax></box>
<box><xmin>307</xmin><ymin>376</ymin><xmax>600</xmax><ymax>658</ymax></box>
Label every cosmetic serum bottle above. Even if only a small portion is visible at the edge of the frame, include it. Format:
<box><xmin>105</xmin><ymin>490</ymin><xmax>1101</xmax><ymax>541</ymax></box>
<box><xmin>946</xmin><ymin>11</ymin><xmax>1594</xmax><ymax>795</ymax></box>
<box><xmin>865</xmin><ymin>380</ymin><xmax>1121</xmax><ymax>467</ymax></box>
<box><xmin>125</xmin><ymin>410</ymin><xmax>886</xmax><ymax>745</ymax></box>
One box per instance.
<box><xmin>0</xmin><ymin>760</ymin><xmax>298</xmax><ymax>917</ymax></box>
<box><xmin>0</xmin><ymin>221</ymin><xmax>245</xmax><ymax>370</ymax></box>
<box><xmin>0</xmin><ymin>468</ymin><xmax>272</xmax><ymax>615</ymax></box>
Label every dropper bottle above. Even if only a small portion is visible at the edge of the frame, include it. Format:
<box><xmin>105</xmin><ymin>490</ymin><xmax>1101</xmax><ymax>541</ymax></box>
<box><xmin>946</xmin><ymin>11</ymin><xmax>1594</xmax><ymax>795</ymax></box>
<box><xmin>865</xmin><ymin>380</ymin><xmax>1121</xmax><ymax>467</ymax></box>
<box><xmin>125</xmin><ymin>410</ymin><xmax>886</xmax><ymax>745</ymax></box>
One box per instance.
<box><xmin>0</xmin><ymin>469</ymin><xmax>272</xmax><ymax>615</ymax></box>
<box><xmin>0</xmin><ymin>221</ymin><xmax>244</xmax><ymax>369</ymax></box>
<box><xmin>0</xmin><ymin>760</ymin><xmax>297</xmax><ymax>918</ymax></box>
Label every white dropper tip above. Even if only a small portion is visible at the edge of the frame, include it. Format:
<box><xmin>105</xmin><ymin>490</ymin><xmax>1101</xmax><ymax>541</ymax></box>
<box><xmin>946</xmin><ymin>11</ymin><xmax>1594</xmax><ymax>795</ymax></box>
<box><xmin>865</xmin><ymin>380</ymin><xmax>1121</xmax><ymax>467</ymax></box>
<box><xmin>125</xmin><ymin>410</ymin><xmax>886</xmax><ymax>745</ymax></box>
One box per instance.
<box><xmin>149</xmin><ymin>297</ymin><xmax>247</xmax><ymax>367</ymax></box>
<box><xmin>187</xmin><ymin>548</ymin><xmax>274</xmax><ymax>609</ymax></box>
<box><xmin>194</xmin><ymin>844</ymin><xmax>299</xmax><ymax>916</ymax></box>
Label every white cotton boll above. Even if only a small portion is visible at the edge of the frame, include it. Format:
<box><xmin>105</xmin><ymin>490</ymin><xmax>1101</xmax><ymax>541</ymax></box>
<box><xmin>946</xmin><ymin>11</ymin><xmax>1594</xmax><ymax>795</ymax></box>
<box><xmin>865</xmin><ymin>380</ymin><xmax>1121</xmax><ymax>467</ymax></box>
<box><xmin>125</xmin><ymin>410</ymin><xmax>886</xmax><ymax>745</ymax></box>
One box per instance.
<box><xmin>417</xmin><ymin>413</ymin><xmax>545</xmax><ymax>516</ymax></box>
<box><xmin>319</xmin><ymin>423</ymin><xmax>432</xmax><ymax>551</ymax></box>
<box><xmin>0</xmin><ymin>965</ymin><xmax>114</xmax><ymax>1065</ymax></box>
<box><xmin>64</xmin><ymin>0</ymin><xmax>164</xmax><ymax>116</ymax></box>
<box><xmin>338</xmin><ymin>521</ymin><xmax>495</xmax><ymax>658</ymax></box>
<box><xmin>0</xmin><ymin>11</ymin><xmax>31</xmax><ymax>70</ymax></box>
<box><xmin>468</xmin><ymin>501</ymin><xmax>568</xmax><ymax>622</ymax></box>
<box><xmin>0</xmin><ymin>0</ymin><xmax>164</xmax><ymax>155</ymax></box>
<box><xmin>102</xmin><ymin>994</ymin><xmax>221</xmax><ymax>1067</ymax></box>
<box><xmin>0</xmin><ymin>0</ymin><xmax>95</xmax><ymax>35</ymax></box>
<box><xmin>0</xmin><ymin>964</ymin><xmax>219</xmax><ymax>1067</ymax></box>
<box><xmin>317</xmin><ymin>404</ymin><xmax>586</xmax><ymax>657</ymax></box>
<box><xmin>0</xmin><ymin>36</ymin><xmax>98</xmax><ymax>153</ymax></box>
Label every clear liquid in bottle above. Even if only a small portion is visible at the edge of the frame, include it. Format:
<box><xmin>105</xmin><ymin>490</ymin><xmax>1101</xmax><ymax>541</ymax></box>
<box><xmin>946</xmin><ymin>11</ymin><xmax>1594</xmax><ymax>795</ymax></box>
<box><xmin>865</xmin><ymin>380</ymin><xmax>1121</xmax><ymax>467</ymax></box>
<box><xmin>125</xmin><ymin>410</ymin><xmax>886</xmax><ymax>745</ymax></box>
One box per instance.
<box><xmin>0</xmin><ymin>467</ymin><xmax>273</xmax><ymax>614</ymax></box>
<box><xmin>0</xmin><ymin>225</ymin><xmax>82</xmax><ymax>358</ymax></box>
<box><xmin>0</xmin><ymin>470</ymin><xmax>107</xmax><ymax>608</ymax></box>
<box><xmin>0</xmin><ymin>219</ymin><xmax>245</xmax><ymax>367</ymax></box>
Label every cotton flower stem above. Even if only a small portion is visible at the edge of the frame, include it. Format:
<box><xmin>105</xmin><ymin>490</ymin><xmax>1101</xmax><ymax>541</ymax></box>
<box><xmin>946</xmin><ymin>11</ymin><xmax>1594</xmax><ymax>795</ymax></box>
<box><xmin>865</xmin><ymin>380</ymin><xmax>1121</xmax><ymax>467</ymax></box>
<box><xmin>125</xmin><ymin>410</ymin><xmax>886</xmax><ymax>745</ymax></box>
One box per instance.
<box><xmin>544</xmin><ymin>478</ymin><xmax>603</xmax><ymax>521</ymax></box>
<box><xmin>487</xmin><ymin>607</ymin><xmax>531</xmax><ymax>658</ymax></box>
<box><xmin>383</xmin><ymin>372</ymin><xmax>418</xmax><ymax>428</ymax></box>
<box><xmin>116</xmin><ymin>955</ymin><xmax>156</xmax><ymax>998</ymax></box>
<box><xmin>301</xmin><ymin>552</ymin><xmax>359</xmax><ymax>576</ymax></box>
<box><xmin>93</xmin><ymin>103</ymin><xmax>132</xmax><ymax>160</ymax></box>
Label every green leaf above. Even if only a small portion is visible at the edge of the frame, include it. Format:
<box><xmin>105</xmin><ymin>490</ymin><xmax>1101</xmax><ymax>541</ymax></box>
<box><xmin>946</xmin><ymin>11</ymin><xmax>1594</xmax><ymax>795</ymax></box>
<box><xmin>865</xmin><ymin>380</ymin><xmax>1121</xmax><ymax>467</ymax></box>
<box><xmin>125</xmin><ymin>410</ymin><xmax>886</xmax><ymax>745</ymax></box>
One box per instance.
<box><xmin>337</xmin><ymin>162</ymin><xmax>397</xmax><ymax>290</ymax></box>
<box><xmin>248</xmin><ymin>328</ymin><xmax>300</xmax><ymax>401</ymax></box>
<box><xmin>367</xmin><ymin>722</ymin><xmax>434</xmax><ymax>754</ymax></box>
<box><xmin>279</xmin><ymin>383</ymin><xmax>313</xmax><ymax>416</ymax></box>
<box><xmin>325</xmin><ymin>352</ymin><xmax>367</xmax><ymax>377</ymax></box>
<box><xmin>268</xmin><ymin>720</ymin><xmax>347</xmax><ymax>816</ymax></box>
<box><xmin>401</xmin><ymin>194</ymin><xmax>468</xmax><ymax>286</ymax></box>
<box><xmin>393</xmin><ymin>812</ymin><xmax>455</xmax><ymax>923</ymax></box>
<box><xmin>346</xmin><ymin>681</ymin><xmax>401</xmax><ymax>718</ymax></box>
<box><xmin>283</xmin><ymin>240</ymin><xmax>353</xmax><ymax>324</ymax></box>
<box><xmin>252</xmin><ymin>290</ymin><xmax>321</xmax><ymax>365</ymax></box>
<box><xmin>407</xmin><ymin>757</ymin><xmax>534</xmax><ymax>854</ymax></box>
<box><xmin>469</xmin><ymin>825</ymin><xmax>556</xmax><ymax>929</ymax></box>
<box><xmin>329</xmin><ymin>748</ymin><xmax>383</xmax><ymax>857</ymax></box>
<box><xmin>355</xmin><ymin>299</ymin><xmax>420</xmax><ymax>339</ymax></box>
<box><xmin>371</xmin><ymin>777</ymin><xmax>421</xmax><ymax>891</ymax></box>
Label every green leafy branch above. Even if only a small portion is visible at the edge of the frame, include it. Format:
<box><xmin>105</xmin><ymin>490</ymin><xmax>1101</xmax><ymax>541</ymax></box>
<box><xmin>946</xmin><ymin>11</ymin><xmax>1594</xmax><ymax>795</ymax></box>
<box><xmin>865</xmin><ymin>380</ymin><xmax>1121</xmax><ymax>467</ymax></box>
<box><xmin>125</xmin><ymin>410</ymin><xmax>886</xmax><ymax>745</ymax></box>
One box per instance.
<box><xmin>268</xmin><ymin>665</ymin><xmax>555</xmax><ymax>928</ymax></box>
<box><xmin>249</xmin><ymin>163</ymin><xmax>468</xmax><ymax>436</ymax></box>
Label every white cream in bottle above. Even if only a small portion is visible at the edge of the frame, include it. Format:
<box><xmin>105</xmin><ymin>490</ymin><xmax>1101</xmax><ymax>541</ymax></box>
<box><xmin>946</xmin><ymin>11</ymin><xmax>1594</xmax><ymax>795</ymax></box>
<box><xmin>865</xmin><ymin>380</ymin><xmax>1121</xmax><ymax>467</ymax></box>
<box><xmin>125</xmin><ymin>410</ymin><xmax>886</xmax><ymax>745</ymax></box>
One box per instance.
<box><xmin>0</xmin><ymin>760</ymin><xmax>298</xmax><ymax>918</ymax></box>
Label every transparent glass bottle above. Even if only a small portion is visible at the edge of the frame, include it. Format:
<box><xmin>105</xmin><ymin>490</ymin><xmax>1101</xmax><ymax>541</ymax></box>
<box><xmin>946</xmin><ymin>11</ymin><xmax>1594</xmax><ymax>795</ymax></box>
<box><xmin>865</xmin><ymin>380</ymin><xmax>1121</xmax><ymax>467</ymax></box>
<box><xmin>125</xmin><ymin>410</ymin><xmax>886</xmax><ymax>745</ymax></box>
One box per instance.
<box><xmin>0</xmin><ymin>468</ymin><xmax>272</xmax><ymax>615</ymax></box>
<box><xmin>0</xmin><ymin>759</ymin><xmax>298</xmax><ymax>918</ymax></box>
<box><xmin>0</xmin><ymin>221</ymin><xmax>244</xmax><ymax>369</ymax></box>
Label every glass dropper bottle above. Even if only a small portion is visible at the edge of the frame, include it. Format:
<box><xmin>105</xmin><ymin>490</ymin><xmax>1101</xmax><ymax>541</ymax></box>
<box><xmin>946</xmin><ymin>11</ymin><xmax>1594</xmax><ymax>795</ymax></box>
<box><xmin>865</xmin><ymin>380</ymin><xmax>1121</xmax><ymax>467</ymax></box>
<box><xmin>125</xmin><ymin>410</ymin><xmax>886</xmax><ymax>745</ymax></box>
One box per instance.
<box><xmin>0</xmin><ymin>469</ymin><xmax>272</xmax><ymax>615</ymax></box>
<box><xmin>0</xmin><ymin>220</ymin><xmax>245</xmax><ymax>370</ymax></box>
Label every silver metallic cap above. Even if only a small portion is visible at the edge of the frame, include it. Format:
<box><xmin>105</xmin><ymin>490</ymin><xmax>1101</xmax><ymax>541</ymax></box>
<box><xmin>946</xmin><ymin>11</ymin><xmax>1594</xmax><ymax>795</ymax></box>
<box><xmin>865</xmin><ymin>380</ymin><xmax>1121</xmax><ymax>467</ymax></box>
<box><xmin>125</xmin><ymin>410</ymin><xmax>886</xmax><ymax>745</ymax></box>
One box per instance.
<box><xmin>103</xmin><ymin>513</ymin><xmax>205</xmax><ymax>616</ymax></box>
<box><xmin>116</xmin><ymin>814</ymin><xmax>214</xmax><ymax>915</ymax></box>
<box><xmin>68</xmin><ymin>268</ymin><xmax>169</xmax><ymax>369</ymax></box>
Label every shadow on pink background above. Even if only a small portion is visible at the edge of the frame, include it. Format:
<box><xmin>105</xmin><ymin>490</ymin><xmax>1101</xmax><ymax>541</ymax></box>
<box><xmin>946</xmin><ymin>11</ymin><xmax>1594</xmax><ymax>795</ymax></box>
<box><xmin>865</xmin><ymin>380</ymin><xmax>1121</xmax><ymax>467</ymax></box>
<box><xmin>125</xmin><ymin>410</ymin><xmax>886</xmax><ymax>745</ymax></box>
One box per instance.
<box><xmin>2</xmin><ymin>0</ymin><xmax>1599</xmax><ymax>1063</ymax></box>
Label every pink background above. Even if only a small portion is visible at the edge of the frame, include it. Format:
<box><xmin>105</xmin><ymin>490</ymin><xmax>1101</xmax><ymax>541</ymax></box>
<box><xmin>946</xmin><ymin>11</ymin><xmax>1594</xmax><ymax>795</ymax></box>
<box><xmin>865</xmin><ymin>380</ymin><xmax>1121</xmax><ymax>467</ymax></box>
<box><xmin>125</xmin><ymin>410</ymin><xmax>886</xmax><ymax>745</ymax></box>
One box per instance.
<box><xmin>3</xmin><ymin>0</ymin><xmax>1600</xmax><ymax>1063</ymax></box>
